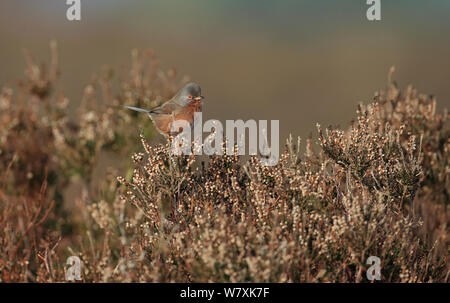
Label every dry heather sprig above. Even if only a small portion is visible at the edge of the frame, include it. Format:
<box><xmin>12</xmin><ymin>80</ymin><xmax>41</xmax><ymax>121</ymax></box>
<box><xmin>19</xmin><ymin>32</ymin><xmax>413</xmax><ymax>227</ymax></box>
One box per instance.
<box><xmin>317</xmin><ymin>103</ymin><xmax>424</xmax><ymax>212</ymax></box>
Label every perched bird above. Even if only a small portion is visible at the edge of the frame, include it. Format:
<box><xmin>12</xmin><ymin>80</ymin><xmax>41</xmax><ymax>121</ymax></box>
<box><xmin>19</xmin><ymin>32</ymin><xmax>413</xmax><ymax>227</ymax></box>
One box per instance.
<box><xmin>122</xmin><ymin>82</ymin><xmax>204</xmax><ymax>137</ymax></box>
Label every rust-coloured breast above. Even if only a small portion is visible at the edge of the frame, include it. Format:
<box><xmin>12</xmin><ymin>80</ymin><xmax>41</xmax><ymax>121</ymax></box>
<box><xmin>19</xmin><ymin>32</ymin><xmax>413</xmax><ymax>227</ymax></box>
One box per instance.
<box><xmin>175</xmin><ymin>101</ymin><xmax>201</xmax><ymax>122</ymax></box>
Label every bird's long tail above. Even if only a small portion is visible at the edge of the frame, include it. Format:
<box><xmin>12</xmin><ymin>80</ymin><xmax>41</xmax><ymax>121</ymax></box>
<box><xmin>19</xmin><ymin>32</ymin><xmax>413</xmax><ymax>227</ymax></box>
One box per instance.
<box><xmin>121</xmin><ymin>105</ymin><xmax>151</xmax><ymax>113</ymax></box>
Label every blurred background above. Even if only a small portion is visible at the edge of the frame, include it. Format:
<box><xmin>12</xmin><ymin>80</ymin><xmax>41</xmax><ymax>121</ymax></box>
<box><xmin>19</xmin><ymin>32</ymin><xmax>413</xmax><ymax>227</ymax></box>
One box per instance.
<box><xmin>1</xmin><ymin>0</ymin><xmax>449</xmax><ymax>143</ymax></box>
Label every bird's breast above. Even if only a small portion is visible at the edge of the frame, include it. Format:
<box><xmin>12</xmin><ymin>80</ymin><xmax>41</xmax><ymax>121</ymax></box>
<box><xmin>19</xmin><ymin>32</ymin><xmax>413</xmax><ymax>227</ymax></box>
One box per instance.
<box><xmin>188</xmin><ymin>100</ymin><xmax>202</xmax><ymax>112</ymax></box>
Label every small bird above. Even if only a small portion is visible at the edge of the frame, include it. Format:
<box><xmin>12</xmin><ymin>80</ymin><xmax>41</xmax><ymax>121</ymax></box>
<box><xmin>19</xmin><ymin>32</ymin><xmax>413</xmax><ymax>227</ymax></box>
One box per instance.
<box><xmin>122</xmin><ymin>82</ymin><xmax>204</xmax><ymax>137</ymax></box>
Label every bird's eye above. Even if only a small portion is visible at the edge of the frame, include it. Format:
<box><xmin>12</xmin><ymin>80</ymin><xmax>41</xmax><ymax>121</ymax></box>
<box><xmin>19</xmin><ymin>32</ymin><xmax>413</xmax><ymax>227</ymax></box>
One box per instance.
<box><xmin>188</xmin><ymin>95</ymin><xmax>193</xmax><ymax>99</ymax></box>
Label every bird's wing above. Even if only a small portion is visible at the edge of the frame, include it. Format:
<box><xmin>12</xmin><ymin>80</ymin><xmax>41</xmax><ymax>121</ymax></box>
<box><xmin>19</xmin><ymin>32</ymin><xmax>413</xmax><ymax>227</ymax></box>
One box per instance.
<box><xmin>123</xmin><ymin>101</ymin><xmax>180</xmax><ymax>116</ymax></box>
<box><xmin>122</xmin><ymin>105</ymin><xmax>150</xmax><ymax>113</ymax></box>
<box><xmin>149</xmin><ymin>101</ymin><xmax>179</xmax><ymax>115</ymax></box>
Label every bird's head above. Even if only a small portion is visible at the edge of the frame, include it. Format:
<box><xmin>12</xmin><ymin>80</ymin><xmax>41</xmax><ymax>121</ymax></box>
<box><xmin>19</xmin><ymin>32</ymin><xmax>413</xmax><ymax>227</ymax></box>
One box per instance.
<box><xmin>174</xmin><ymin>82</ymin><xmax>204</xmax><ymax>106</ymax></box>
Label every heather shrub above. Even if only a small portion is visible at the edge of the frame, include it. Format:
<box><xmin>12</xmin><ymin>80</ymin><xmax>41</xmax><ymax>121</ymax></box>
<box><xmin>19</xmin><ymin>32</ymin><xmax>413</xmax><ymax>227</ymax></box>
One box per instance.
<box><xmin>109</xmin><ymin>115</ymin><xmax>445</xmax><ymax>281</ymax></box>
<box><xmin>105</xmin><ymin>67</ymin><xmax>448</xmax><ymax>282</ymax></box>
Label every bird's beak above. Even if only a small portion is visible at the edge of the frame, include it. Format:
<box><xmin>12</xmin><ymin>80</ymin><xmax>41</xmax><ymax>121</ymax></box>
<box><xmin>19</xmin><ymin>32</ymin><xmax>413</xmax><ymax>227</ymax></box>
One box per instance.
<box><xmin>194</xmin><ymin>96</ymin><xmax>204</xmax><ymax>101</ymax></box>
